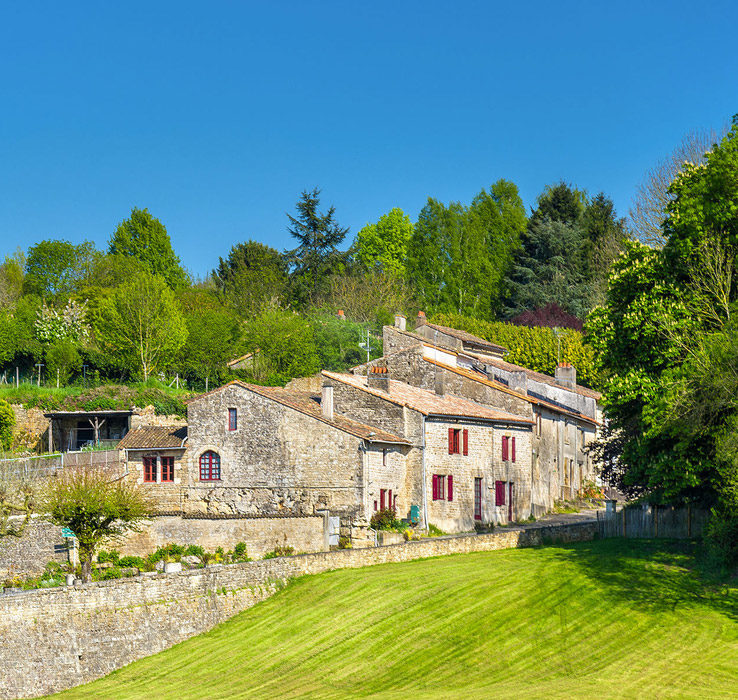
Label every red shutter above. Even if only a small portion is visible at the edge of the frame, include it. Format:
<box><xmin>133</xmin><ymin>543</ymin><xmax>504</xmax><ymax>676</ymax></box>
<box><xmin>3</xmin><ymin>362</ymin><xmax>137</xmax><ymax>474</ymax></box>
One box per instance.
<box><xmin>432</xmin><ymin>474</ymin><xmax>438</xmax><ymax>501</ymax></box>
<box><xmin>447</xmin><ymin>475</ymin><xmax>453</xmax><ymax>501</ymax></box>
<box><xmin>388</xmin><ymin>489</ymin><xmax>393</xmax><ymax>511</ymax></box>
<box><xmin>502</xmin><ymin>436</ymin><xmax>509</xmax><ymax>461</ymax></box>
<box><xmin>380</xmin><ymin>489</ymin><xmax>386</xmax><ymax>510</ymax></box>
<box><xmin>448</xmin><ymin>428</ymin><xmax>454</xmax><ymax>454</ymax></box>
<box><xmin>511</xmin><ymin>436</ymin><xmax>516</xmax><ymax>462</ymax></box>
<box><xmin>462</xmin><ymin>429</ymin><xmax>469</xmax><ymax>456</ymax></box>
<box><xmin>495</xmin><ymin>480</ymin><xmax>506</xmax><ymax>506</ymax></box>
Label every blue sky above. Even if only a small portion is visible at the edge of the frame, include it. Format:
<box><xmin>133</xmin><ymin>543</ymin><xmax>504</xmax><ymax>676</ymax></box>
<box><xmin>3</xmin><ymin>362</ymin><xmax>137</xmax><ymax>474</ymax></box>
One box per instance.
<box><xmin>1</xmin><ymin>1</ymin><xmax>736</xmax><ymax>278</ymax></box>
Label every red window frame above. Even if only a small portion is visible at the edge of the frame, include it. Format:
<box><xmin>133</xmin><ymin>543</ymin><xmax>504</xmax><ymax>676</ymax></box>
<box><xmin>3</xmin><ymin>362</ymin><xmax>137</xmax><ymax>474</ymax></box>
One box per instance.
<box><xmin>511</xmin><ymin>436</ymin><xmax>516</xmax><ymax>462</ymax></box>
<box><xmin>447</xmin><ymin>475</ymin><xmax>453</xmax><ymax>502</ymax></box>
<box><xmin>474</xmin><ymin>477</ymin><xmax>482</xmax><ymax>520</ymax></box>
<box><xmin>495</xmin><ymin>480</ymin><xmax>506</xmax><ymax>506</ymax></box>
<box><xmin>161</xmin><ymin>456</ymin><xmax>174</xmax><ymax>482</ymax></box>
<box><xmin>199</xmin><ymin>451</ymin><xmax>221</xmax><ymax>481</ymax></box>
<box><xmin>448</xmin><ymin>428</ymin><xmax>461</xmax><ymax>455</ymax></box>
<box><xmin>143</xmin><ymin>456</ymin><xmax>157</xmax><ymax>483</ymax></box>
<box><xmin>380</xmin><ymin>489</ymin><xmax>387</xmax><ymax>510</ymax></box>
<box><xmin>462</xmin><ymin>429</ymin><xmax>469</xmax><ymax>456</ymax></box>
<box><xmin>502</xmin><ymin>436</ymin><xmax>509</xmax><ymax>461</ymax></box>
<box><xmin>432</xmin><ymin>474</ymin><xmax>447</xmax><ymax>501</ymax></box>
<box><xmin>228</xmin><ymin>408</ymin><xmax>237</xmax><ymax>431</ymax></box>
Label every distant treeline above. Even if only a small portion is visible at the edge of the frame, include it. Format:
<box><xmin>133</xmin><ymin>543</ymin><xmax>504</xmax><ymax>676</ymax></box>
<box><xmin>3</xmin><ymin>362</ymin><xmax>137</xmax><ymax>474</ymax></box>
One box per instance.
<box><xmin>0</xmin><ymin>181</ymin><xmax>626</xmax><ymax>389</ymax></box>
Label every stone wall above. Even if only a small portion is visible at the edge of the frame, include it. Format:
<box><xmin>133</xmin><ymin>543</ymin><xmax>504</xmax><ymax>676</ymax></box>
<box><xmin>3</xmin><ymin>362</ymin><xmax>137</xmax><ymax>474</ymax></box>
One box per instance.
<box><xmin>116</xmin><ymin>515</ymin><xmax>325</xmax><ymax>559</ymax></box>
<box><xmin>9</xmin><ymin>405</ymin><xmax>49</xmax><ymax>452</ymax></box>
<box><xmin>0</xmin><ymin>519</ymin><xmax>68</xmax><ymax>579</ymax></box>
<box><xmin>130</xmin><ymin>406</ymin><xmax>187</xmax><ymax>429</ymax></box>
<box><xmin>0</xmin><ymin>520</ymin><xmax>597</xmax><ymax>700</ymax></box>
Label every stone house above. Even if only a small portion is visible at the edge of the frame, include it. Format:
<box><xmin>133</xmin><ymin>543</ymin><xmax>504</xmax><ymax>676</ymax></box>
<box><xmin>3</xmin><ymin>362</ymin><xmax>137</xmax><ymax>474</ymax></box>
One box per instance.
<box><xmin>118</xmin><ymin>426</ymin><xmax>188</xmax><ymax>513</ymax></box>
<box><xmin>181</xmin><ymin>381</ymin><xmax>411</xmax><ymax>543</ymax></box>
<box><xmin>361</xmin><ymin>319</ymin><xmax>602</xmax><ymax>514</ymax></box>
<box><xmin>323</xmin><ymin>368</ymin><xmax>534</xmax><ymax>532</ymax></box>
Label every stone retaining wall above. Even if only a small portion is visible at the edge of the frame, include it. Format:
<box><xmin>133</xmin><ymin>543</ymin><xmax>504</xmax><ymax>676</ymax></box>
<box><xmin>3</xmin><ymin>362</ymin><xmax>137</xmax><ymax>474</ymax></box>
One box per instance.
<box><xmin>0</xmin><ymin>520</ymin><xmax>596</xmax><ymax>700</ymax></box>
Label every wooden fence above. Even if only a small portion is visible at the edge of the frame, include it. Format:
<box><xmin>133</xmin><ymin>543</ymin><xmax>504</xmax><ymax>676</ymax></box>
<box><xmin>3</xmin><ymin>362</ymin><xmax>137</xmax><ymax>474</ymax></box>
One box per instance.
<box><xmin>597</xmin><ymin>504</ymin><xmax>710</xmax><ymax>539</ymax></box>
<box><xmin>0</xmin><ymin>449</ymin><xmax>124</xmax><ymax>483</ymax></box>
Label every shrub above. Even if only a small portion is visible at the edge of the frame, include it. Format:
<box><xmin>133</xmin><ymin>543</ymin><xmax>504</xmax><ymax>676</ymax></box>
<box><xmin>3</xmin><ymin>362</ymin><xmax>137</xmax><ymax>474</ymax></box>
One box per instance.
<box><xmin>147</xmin><ymin>543</ymin><xmax>186</xmax><ymax>563</ymax></box>
<box><xmin>119</xmin><ymin>555</ymin><xmax>146</xmax><ymax>569</ymax></box>
<box><xmin>0</xmin><ymin>399</ymin><xmax>15</xmax><ymax>451</ymax></box>
<box><xmin>704</xmin><ymin>511</ymin><xmax>738</xmax><ymax>570</ymax></box>
<box><xmin>263</xmin><ymin>545</ymin><xmax>295</xmax><ymax>559</ymax></box>
<box><xmin>370</xmin><ymin>508</ymin><xmax>403</xmax><ymax>531</ymax></box>
<box><xmin>184</xmin><ymin>544</ymin><xmax>205</xmax><ymax>558</ymax></box>
<box><xmin>427</xmin><ymin>524</ymin><xmax>446</xmax><ymax>537</ymax></box>
<box><xmin>97</xmin><ymin>549</ymin><xmax>121</xmax><ymax>565</ymax></box>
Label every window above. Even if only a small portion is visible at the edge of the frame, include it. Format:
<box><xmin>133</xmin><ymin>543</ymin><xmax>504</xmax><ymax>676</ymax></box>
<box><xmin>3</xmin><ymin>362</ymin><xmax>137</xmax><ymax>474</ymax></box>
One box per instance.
<box><xmin>228</xmin><ymin>408</ymin><xmax>237</xmax><ymax>431</ymax></box>
<box><xmin>199</xmin><ymin>451</ymin><xmax>221</xmax><ymax>481</ymax></box>
<box><xmin>380</xmin><ymin>489</ymin><xmax>387</xmax><ymax>510</ymax></box>
<box><xmin>448</xmin><ymin>428</ymin><xmax>460</xmax><ymax>454</ymax></box>
<box><xmin>495</xmin><ymin>480</ymin><xmax>506</xmax><ymax>506</ymax></box>
<box><xmin>474</xmin><ymin>478</ymin><xmax>482</xmax><ymax>520</ymax></box>
<box><xmin>374</xmin><ymin>500</ymin><xmax>378</xmax><ymax>511</ymax></box>
<box><xmin>161</xmin><ymin>456</ymin><xmax>174</xmax><ymax>482</ymax></box>
<box><xmin>502</xmin><ymin>436</ymin><xmax>516</xmax><ymax>462</ymax></box>
<box><xmin>143</xmin><ymin>456</ymin><xmax>157</xmax><ymax>483</ymax></box>
<box><xmin>432</xmin><ymin>474</ymin><xmax>452</xmax><ymax>501</ymax></box>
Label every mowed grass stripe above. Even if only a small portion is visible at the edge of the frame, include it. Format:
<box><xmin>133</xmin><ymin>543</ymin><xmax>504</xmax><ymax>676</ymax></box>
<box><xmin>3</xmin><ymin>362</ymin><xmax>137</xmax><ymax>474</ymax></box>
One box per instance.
<box><xmin>54</xmin><ymin>539</ymin><xmax>738</xmax><ymax>699</ymax></box>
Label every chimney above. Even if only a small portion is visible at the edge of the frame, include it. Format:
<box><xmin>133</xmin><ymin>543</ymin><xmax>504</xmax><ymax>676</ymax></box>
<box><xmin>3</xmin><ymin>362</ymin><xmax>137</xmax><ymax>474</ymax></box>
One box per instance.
<box><xmin>367</xmin><ymin>365</ymin><xmax>391</xmax><ymax>393</ymax></box>
<box><xmin>554</xmin><ymin>362</ymin><xmax>576</xmax><ymax>389</ymax></box>
<box><xmin>394</xmin><ymin>314</ymin><xmax>406</xmax><ymax>332</ymax></box>
<box><xmin>336</xmin><ymin>309</ymin><xmax>345</xmax><ymax>321</ymax></box>
<box><xmin>321</xmin><ymin>385</ymin><xmax>334</xmax><ymax>420</ymax></box>
<box><xmin>416</xmin><ymin>311</ymin><xmax>426</xmax><ymax>327</ymax></box>
<box><xmin>434</xmin><ymin>369</ymin><xmax>445</xmax><ymax>396</ymax></box>
<box><xmin>508</xmin><ymin>370</ymin><xmax>528</xmax><ymax>395</ymax></box>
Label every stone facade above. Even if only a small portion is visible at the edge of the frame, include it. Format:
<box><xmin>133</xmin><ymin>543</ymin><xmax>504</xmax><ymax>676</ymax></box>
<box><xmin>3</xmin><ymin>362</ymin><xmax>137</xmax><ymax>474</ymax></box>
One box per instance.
<box><xmin>0</xmin><ymin>519</ymin><xmax>69</xmax><ymax>579</ymax></box>
<box><xmin>0</xmin><ymin>520</ymin><xmax>597</xmax><ymax>700</ymax></box>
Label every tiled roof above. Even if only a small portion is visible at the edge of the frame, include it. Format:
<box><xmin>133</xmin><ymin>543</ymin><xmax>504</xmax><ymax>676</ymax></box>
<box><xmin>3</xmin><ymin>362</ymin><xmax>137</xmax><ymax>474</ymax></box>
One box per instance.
<box><xmin>118</xmin><ymin>426</ymin><xmax>188</xmax><ymax>449</ymax></box>
<box><xmin>481</xmin><ymin>356</ymin><xmax>602</xmax><ymax>401</ymax></box>
<box><xmin>422</xmin><ymin>322</ymin><xmax>507</xmax><ymax>355</ymax></box>
<box><xmin>188</xmin><ymin>381</ymin><xmax>410</xmax><ymax>444</ymax></box>
<box><xmin>423</xmin><ymin>358</ymin><xmax>599</xmax><ymax>426</ymax></box>
<box><xmin>244</xmin><ymin>384</ymin><xmax>410</xmax><ymax>444</ymax></box>
<box><xmin>323</xmin><ymin>372</ymin><xmax>533</xmax><ymax>425</ymax></box>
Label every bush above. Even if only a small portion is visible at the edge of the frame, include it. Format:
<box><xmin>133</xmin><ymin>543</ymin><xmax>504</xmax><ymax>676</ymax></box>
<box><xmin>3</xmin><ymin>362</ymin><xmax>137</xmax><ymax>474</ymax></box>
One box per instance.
<box><xmin>97</xmin><ymin>549</ymin><xmax>121</xmax><ymax>565</ymax></box>
<box><xmin>184</xmin><ymin>544</ymin><xmax>206</xmax><ymax>558</ymax></box>
<box><xmin>0</xmin><ymin>398</ymin><xmax>15</xmax><ymax>451</ymax></box>
<box><xmin>427</xmin><ymin>524</ymin><xmax>446</xmax><ymax>537</ymax></box>
<box><xmin>119</xmin><ymin>555</ymin><xmax>146</xmax><ymax>569</ymax></box>
<box><xmin>147</xmin><ymin>543</ymin><xmax>186</xmax><ymax>563</ymax></box>
<box><xmin>704</xmin><ymin>511</ymin><xmax>738</xmax><ymax>570</ymax></box>
<box><xmin>233</xmin><ymin>542</ymin><xmax>250</xmax><ymax>560</ymax></box>
<box><xmin>263</xmin><ymin>545</ymin><xmax>295</xmax><ymax>559</ymax></box>
<box><xmin>369</xmin><ymin>508</ymin><xmax>403</xmax><ymax>531</ymax></box>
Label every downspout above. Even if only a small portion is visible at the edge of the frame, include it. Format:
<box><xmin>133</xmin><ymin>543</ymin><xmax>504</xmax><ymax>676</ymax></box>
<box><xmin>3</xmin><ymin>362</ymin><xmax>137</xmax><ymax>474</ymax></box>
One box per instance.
<box><xmin>421</xmin><ymin>415</ymin><xmax>428</xmax><ymax>530</ymax></box>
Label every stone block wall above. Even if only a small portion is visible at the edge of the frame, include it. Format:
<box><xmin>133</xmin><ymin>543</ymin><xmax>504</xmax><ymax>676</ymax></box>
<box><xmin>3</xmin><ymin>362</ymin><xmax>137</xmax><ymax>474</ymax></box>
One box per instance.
<box><xmin>0</xmin><ymin>519</ymin><xmax>68</xmax><ymax>579</ymax></box>
<box><xmin>116</xmin><ymin>515</ymin><xmax>325</xmax><ymax>559</ymax></box>
<box><xmin>0</xmin><ymin>520</ymin><xmax>597</xmax><ymax>700</ymax></box>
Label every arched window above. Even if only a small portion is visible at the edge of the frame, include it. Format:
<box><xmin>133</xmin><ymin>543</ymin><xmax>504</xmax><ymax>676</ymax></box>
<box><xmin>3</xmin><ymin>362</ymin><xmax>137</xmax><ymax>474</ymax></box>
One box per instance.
<box><xmin>199</xmin><ymin>451</ymin><xmax>221</xmax><ymax>481</ymax></box>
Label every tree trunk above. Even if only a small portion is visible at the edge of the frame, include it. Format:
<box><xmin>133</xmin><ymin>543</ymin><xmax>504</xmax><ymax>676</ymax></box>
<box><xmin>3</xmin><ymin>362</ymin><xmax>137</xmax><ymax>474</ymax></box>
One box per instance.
<box><xmin>80</xmin><ymin>545</ymin><xmax>94</xmax><ymax>583</ymax></box>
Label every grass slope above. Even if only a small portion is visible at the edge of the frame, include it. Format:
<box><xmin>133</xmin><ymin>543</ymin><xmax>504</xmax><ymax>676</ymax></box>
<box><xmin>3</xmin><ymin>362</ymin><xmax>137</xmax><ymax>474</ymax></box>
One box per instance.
<box><xmin>56</xmin><ymin>540</ymin><xmax>738</xmax><ymax>699</ymax></box>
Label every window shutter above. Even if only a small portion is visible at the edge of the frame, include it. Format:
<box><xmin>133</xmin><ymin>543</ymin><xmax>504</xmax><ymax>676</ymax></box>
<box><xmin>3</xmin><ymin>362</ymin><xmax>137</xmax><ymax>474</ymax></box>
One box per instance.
<box><xmin>511</xmin><ymin>436</ymin><xmax>516</xmax><ymax>462</ymax></box>
<box><xmin>502</xmin><ymin>436</ymin><xmax>509</xmax><ymax>461</ymax></box>
<box><xmin>495</xmin><ymin>480</ymin><xmax>506</xmax><ymax>506</ymax></box>
<box><xmin>388</xmin><ymin>489</ymin><xmax>393</xmax><ymax>510</ymax></box>
<box><xmin>463</xmin><ymin>429</ymin><xmax>469</xmax><ymax>456</ymax></box>
<box><xmin>448</xmin><ymin>428</ymin><xmax>454</xmax><ymax>454</ymax></box>
<box><xmin>432</xmin><ymin>474</ymin><xmax>438</xmax><ymax>501</ymax></box>
<box><xmin>447</xmin><ymin>475</ymin><xmax>453</xmax><ymax>501</ymax></box>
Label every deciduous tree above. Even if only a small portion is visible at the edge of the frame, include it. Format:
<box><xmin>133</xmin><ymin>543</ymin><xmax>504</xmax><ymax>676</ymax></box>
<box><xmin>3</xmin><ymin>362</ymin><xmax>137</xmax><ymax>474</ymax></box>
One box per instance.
<box><xmin>355</xmin><ymin>208</ymin><xmax>413</xmax><ymax>277</ymax></box>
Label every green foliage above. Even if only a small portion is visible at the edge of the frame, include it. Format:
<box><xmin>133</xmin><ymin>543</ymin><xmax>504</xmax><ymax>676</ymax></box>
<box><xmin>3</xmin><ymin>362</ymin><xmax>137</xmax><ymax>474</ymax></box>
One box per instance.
<box><xmin>109</xmin><ymin>208</ymin><xmax>188</xmax><ymax>289</ymax></box>
<box><xmin>262</xmin><ymin>545</ymin><xmax>295</xmax><ymax>559</ymax></box>
<box><xmin>426</xmin><ymin>523</ymin><xmax>447</xmax><ymax>536</ymax></box>
<box><xmin>45</xmin><ymin>339</ymin><xmax>82</xmax><ymax>385</ymax></box>
<box><xmin>0</xmin><ymin>250</ymin><xmax>25</xmax><ymax>310</ymax></box>
<box><xmin>307</xmin><ymin>312</ymin><xmax>379</xmax><ymax>371</ymax></box>
<box><xmin>431</xmin><ymin>312</ymin><xmax>600</xmax><ymax>389</ymax></box>
<box><xmin>0</xmin><ymin>398</ymin><xmax>15</xmax><ymax>451</ymax></box>
<box><xmin>97</xmin><ymin>271</ymin><xmax>188</xmax><ymax>382</ymax></box>
<box><xmin>238</xmin><ymin>308</ymin><xmax>320</xmax><ymax>385</ymax></box>
<box><xmin>285</xmin><ymin>188</ymin><xmax>349</xmax><ymax>307</ymax></box>
<box><xmin>369</xmin><ymin>508</ymin><xmax>403</xmax><ymax>531</ymax></box>
<box><xmin>24</xmin><ymin>239</ymin><xmax>99</xmax><ymax>299</ymax></box>
<box><xmin>214</xmin><ymin>241</ymin><xmax>288</xmax><ymax>318</ymax></box>
<box><xmin>355</xmin><ymin>207</ymin><xmax>414</xmax><ymax>277</ymax></box>
<box><xmin>97</xmin><ymin>549</ymin><xmax>121</xmax><ymax>564</ymax></box>
<box><xmin>119</xmin><ymin>555</ymin><xmax>146</xmax><ymax>569</ymax></box>
<box><xmin>233</xmin><ymin>542</ymin><xmax>248</xmax><ymax>559</ymax></box>
<box><xmin>504</xmin><ymin>183</ymin><xmax>627</xmax><ymax>319</ymax></box>
<box><xmin>44</xmin><ymin>466</ymin><xmax>152</xmax><ymax>581</ymax></box>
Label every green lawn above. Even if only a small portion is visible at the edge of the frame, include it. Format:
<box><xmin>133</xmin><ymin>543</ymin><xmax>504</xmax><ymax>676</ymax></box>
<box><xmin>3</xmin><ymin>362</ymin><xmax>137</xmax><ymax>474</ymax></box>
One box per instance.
<box><xmin>55</xmin><ymin>539</ymin><xmax>738</xmax><ymax>699</ymax></box>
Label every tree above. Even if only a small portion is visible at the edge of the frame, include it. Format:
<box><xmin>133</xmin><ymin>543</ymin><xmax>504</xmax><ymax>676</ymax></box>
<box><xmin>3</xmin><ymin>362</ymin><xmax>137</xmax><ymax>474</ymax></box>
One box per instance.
<box><xmin>109</xmin><ymin>208</ymin><xmax>188</xmax><ymax>289</ymax></box>
<box><xmin>0</xmin><ymin>249</ymin><xmax>25</xmax><ymax>310</ymax></box>
<box><xmin>629</xmin><ymin>126</ymin><xmax>725</xmax><ymax>248</ymax></box>
<box><xmin>285</xmin><ymin>189</ymin><xmax>349</xmax><ymax>307</ymax></box>
<box><xmin>46</xmin><ymin>339</ymin><xmax>82</xmax><ymax>385</ymax></box>
<box><xmin>239</xmin><ymin>309</ymin><xmax>320</xmax><ymax>385</ymax></box>
<box><xmin>214</xmin><ymin>240</ymin><xmax>288</xmax><ymax>318</ymax></box>
<box><xmin>355</xmin><ymin>208</ymin><xmax>414</xmax><ymax>277</ymax></box>
<box><xmin>97</xmin><ymin>271</ymin><xmax>188</xmax><ymax>381</ymax></box>
<box><xmin>24</xmin><ymin>239</ymin><xmax>99</xmax><ymax>299</ymax></box>
<box><xmin>44</xmin><ymin>466</ymin><xmax>151</xmax><ymax>581</ymax></box>
<box><xmin>177</xmin><ymin>308</ymin><xmax>241</xmax><ymax>387</ymax></box>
